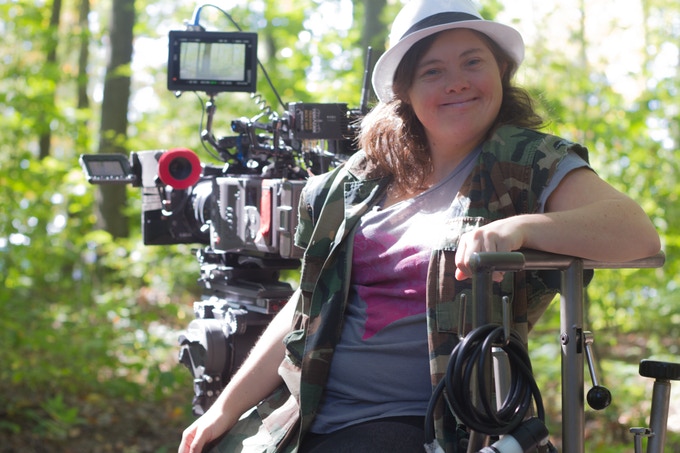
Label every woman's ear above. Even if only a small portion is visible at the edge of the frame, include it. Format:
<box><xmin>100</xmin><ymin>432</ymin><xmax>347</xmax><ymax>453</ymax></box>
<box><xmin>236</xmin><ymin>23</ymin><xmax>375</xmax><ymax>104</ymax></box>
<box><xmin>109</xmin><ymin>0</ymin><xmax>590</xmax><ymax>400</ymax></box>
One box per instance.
<box><xmin>499</xmin><ymin>61</ymin><xmax>509</xmax><ymax>79</ymax></box>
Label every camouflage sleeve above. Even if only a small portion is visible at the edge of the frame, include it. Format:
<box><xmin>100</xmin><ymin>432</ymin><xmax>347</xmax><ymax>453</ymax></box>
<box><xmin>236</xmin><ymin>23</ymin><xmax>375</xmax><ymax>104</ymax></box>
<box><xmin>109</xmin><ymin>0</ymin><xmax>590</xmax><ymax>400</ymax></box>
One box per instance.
<box><xmin>530</xmin><ymin>133</ymin><xmax>590</xmax><ymax>213</ymax></box>
<box><xmin>294</xmin><ymin>169</ymin><xmax>338</xmax><ymax>250</ymax></box>
<box><xmin>293</xmin><ymin>153</ymin><xmax>362</xmax><ymax>251</ymax></box>
<box><xmin>294</xmin><ymin>183</ymin><xmax>316</xmax><ymax>251</ymax></box>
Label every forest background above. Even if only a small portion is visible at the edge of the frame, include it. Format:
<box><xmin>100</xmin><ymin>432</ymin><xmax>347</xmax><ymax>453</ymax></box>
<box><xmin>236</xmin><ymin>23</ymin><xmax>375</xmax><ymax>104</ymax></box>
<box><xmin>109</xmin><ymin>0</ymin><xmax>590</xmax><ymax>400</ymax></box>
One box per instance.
<box><xmin>0</xmin><ymin>0</ymin><xmax>678</xmax><ymax>452</ymax></box>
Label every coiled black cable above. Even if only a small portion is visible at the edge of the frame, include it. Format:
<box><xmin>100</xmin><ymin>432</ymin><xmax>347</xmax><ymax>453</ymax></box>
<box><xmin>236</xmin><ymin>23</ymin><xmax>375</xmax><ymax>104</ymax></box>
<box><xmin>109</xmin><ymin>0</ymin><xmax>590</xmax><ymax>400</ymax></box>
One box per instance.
<box><xmin>424</xmin><ymin>324</ymin><xmax>545</xmax><ymax>444</ymax></box>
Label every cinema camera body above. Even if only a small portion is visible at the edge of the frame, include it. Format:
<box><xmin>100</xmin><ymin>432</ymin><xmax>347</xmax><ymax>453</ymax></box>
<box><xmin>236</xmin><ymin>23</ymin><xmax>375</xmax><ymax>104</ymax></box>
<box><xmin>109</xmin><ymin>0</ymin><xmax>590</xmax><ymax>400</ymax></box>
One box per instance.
<box><xmin>80</xmin><ymin>21</ymin><xmax>369</xmax><ymax>415</ymax></box>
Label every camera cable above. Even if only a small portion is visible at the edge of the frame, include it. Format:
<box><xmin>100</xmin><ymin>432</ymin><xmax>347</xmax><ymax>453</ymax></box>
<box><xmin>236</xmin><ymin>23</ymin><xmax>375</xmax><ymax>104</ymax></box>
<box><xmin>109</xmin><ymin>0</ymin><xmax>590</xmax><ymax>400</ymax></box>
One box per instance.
<box><xmin>424</xmin><ymin>323</ymin><xmax>546</xmax><ymax>445</ymax></box>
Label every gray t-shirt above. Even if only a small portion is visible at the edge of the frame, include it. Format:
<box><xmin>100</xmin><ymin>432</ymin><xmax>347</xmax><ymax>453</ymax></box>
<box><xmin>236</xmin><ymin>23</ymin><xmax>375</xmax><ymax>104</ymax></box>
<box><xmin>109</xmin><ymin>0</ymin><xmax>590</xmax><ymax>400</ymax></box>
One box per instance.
<box><xmin>310</xmin><ymin>149</ymin><xmax>588</xmax><ymax>434</ymax></box>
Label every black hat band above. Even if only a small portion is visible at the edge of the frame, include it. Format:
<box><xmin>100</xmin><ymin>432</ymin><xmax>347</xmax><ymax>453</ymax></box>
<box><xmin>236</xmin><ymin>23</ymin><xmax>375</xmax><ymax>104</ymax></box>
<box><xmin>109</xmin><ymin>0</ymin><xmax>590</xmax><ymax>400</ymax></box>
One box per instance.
<box><xmin>400</xmin><ymin>12</ymin><xmax>480</xmax><ymax>41</ymax></box>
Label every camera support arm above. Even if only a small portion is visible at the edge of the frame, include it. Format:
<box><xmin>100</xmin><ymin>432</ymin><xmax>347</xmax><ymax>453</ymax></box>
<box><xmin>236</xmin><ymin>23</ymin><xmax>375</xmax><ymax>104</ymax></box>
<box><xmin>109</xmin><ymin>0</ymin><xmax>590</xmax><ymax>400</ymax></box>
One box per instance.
<box><xmin>200</xmin><ymin>94</ymin><xmax>230</xmax><ymax>159</ymax></box>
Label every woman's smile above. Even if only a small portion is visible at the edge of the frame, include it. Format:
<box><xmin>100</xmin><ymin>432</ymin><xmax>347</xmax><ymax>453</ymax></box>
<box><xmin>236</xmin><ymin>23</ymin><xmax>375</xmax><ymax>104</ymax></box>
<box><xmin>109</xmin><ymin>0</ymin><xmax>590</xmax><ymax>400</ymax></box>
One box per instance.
<box><xmin>440</xmin><ymin>96</ymin><xmax>478</xmax><ymax>108</ymax></box>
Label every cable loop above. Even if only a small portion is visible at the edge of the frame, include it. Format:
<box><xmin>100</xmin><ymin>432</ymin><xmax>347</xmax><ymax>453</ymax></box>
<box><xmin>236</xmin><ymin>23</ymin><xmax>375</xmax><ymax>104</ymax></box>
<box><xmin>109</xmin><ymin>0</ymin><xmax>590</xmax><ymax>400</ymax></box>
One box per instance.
<box><xmin>425</xmin><ymin>323</ymin><xmax>545</xmax><ymax>443</ymax></box>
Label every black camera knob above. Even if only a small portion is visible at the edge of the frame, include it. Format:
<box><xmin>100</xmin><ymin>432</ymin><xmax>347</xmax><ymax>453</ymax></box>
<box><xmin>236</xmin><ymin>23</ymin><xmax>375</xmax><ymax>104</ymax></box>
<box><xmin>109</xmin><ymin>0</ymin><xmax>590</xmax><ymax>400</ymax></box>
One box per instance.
<box><xmin>587</xmin><ymin>385</ymin><xmax>612</xmax><ymax>410</ymax></box>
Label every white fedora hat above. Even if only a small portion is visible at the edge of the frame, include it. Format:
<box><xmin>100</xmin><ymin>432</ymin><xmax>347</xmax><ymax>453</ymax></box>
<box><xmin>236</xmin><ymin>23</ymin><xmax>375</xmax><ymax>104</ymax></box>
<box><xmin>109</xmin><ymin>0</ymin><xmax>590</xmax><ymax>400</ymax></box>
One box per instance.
<box><xmin>372</xmin><ymin>0</ymin><xmax>525</xmax><ymax>102</ymax></box>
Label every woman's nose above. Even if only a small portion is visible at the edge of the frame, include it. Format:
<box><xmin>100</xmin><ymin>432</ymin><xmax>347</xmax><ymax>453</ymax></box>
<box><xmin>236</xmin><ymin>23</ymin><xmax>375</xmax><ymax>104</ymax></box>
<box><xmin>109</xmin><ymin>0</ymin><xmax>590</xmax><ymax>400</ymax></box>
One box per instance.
<box><xmin>445</xmin><ymin>72</ymin><xmax>469</xmax><ymax>93</ymax></box>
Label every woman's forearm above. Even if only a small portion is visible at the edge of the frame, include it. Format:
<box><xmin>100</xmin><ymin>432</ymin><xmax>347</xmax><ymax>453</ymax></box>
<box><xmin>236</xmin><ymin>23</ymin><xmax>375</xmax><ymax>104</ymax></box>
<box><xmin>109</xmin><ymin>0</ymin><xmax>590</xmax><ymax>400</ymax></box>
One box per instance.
<box><xmin>454</xmin><ymin>188</ymin><xmax>661</xmax><ymax>281</ymax></box>
<box><xmin>520</xmin><ymin>197</ymin><xmax>660</xmax><ymax>262</ymax></box>
<box><xmin>210</xmin><ymin>295</ymin><xmax>296</xmax><ymax>426</ymax></box>
<box><xmin>179</xmin><ymin>292</ymin><xmax>298</xmax><ymax>453</ymax></box>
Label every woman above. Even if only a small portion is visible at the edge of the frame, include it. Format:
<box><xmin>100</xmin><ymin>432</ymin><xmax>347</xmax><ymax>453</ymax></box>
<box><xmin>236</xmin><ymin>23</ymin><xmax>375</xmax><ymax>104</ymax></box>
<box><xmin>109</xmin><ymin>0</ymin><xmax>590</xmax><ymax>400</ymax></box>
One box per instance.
<box><xmin>179</xmin><ymin>1</ymin><xmax>660</xmax><ymax>452</ymax></box>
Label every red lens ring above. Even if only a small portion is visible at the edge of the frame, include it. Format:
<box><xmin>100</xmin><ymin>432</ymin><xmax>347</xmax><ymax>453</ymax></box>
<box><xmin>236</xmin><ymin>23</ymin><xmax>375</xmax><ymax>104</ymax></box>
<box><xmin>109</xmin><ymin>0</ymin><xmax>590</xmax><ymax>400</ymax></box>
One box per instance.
<box><xmin>157</xmin><ymin>148</ymin><xmax>202</xmax><ymax>189</ymax></box>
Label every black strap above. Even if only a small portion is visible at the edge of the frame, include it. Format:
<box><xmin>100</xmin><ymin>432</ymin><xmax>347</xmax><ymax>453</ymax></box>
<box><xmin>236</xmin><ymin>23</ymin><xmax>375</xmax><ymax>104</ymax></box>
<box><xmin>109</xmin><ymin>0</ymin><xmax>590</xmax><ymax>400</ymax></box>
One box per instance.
<box><xmin>401</xmin><ymin>12</ymin><xmax>480</xmax><ymax>40</ymax></box>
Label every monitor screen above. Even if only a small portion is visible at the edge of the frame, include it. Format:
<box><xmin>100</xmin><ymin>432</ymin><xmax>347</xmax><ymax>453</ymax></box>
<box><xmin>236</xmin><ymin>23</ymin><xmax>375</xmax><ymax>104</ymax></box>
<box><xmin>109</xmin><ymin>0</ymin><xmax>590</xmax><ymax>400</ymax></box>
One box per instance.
<box><xmin>168</xmin><ymin>31</ymin><xmax>258</xmax><ymax>93</ymax></box>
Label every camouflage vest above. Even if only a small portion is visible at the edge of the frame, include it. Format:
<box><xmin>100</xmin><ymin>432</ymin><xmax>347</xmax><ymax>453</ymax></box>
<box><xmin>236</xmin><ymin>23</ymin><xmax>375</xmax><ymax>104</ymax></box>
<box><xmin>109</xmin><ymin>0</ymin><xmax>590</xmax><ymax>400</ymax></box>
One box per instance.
<box><xmin>213</xmin><ymin>125</ymin><xmax>589</xmax><ymax>453</ymax></box>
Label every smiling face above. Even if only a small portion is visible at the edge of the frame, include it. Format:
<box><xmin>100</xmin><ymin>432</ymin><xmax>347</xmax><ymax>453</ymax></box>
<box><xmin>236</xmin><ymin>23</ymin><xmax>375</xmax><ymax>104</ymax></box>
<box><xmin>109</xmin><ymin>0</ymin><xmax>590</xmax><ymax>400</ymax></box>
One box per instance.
<box><xmin>406</xmin><ymin>28</ymin><xmax>505</xmax><ymax>159</ymax></box>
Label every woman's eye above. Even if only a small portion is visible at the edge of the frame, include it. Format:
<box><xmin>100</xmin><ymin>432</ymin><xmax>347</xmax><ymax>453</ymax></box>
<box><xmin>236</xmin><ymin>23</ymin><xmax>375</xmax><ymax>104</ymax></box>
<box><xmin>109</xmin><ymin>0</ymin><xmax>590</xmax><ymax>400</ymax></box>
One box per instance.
<box><xmin>420</xmin><ymin>68</ymin><xmax>440</xmax><ymax>77</ymax></box>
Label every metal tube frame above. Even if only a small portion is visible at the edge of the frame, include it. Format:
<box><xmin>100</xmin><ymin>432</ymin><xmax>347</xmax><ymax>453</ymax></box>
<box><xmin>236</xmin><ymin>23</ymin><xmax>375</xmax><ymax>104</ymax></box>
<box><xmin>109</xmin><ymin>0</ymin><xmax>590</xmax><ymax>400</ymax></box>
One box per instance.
<box><xmin>647</xmin><ymin>379</ymin><xmax>671</xmax><ymax>453</ymax></box>
<box><xmin>469</xmin><ymin>249</ymin><xmax>665</xmax><ymax>453</ymax></box>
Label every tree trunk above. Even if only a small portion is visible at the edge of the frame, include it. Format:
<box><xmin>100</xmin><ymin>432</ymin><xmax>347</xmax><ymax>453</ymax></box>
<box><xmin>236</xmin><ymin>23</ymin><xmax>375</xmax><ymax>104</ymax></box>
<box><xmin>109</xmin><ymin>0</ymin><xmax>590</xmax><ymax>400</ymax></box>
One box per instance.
<box><xmin>96</xmin><ymin>0</ymin><xmax>135</xmax><ymax>238</ymax></box>
<box><xmin>76</xmin><ymin>0</ymin><xmax>91</xmax><ymax>152</ymax></box>
<box><xmin>360</xmin><ymin>0</ymin><xmax>387</xmax><ymax>60</ymax></box>
<box><xmin>39</xmin><ymin>0</ymin><xmax>62</xmax><ymax>159</ymax></box>
<box><xmin>359</xmin><ymin>0</ymin><xmax>387</xmax><ymax>104</ymax></box>
<box><xmin>77</xmin><ymin>0</ymin><xmax>90</xmax><ymax>111</ymax></box>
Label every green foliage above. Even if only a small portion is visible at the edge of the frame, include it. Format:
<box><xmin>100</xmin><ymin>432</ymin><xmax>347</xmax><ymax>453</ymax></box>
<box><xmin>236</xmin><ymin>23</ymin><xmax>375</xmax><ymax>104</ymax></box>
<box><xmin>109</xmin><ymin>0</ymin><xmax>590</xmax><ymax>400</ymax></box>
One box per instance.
<box><xmin>0</xmin><ymin>150</ymin><xmax>197</xmax><ymax>449</ymax></box>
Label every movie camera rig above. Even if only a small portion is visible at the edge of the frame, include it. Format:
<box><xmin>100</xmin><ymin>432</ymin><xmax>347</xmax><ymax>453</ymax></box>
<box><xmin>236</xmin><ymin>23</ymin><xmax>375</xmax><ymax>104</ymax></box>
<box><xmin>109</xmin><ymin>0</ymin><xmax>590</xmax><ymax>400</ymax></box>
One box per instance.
<box><xmin>80</xmin><ymin>4</ymin><xmax>372</xmax><ymax>415</ymax></box>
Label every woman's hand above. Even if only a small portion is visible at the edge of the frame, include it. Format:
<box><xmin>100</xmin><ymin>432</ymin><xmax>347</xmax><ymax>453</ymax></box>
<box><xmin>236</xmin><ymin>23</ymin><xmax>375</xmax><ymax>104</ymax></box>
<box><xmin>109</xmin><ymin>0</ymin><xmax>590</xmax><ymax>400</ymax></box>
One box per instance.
<box><xmin>454</xmin><ymin>216</ymin><xmax>525</xmax><ymax>281</ymax></box>
<box><xmin>178</xmin><ymin>403</ymin><xmax>237</xmax><ymax>453</ymax></box>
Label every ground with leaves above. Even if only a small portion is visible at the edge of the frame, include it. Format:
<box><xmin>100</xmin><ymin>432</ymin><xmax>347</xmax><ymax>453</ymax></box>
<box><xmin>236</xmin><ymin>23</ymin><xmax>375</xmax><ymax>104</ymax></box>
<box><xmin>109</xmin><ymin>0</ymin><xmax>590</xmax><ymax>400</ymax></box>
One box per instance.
<box><xmin>0</xmin><ymin>392</ymin><xmax>194</xmax><ymax>453</ymax></box>
<box><xmin>2</xmin><ymin>332</ymin><xmax>680</xmax><ymax>453</ymax></box>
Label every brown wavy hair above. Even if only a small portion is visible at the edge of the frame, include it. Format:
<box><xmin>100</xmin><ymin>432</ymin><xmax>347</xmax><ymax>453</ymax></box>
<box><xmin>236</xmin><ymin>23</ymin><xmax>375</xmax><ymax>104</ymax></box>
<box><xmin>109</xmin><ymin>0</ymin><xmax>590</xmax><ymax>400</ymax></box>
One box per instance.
<box><xmin>358</xmin><ymin>29</ymin><xmax>544</xmax><ymax>195</ymax></box>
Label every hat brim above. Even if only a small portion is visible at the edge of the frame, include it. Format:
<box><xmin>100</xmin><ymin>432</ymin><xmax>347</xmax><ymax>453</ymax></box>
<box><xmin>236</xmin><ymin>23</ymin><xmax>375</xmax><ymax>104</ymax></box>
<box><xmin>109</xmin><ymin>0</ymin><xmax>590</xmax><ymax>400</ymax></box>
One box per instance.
<box><xmin>372</xmin><ymin>20</ymin><xmax>525</xmax><ymax>102</ymax></box>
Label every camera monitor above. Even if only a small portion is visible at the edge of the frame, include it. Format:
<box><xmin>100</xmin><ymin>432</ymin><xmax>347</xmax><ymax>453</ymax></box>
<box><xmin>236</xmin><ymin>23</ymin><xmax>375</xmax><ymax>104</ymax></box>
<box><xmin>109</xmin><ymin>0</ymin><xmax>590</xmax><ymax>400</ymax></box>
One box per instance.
<box><xmin>79</xmin><ymin>154</ymin><xmax>136</xmax><ymax>184</ymax></box>
<box><xmin>167</xmin><ymin>30</ymin><xmax>258</xmax><ymax>93</ymax></box>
